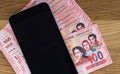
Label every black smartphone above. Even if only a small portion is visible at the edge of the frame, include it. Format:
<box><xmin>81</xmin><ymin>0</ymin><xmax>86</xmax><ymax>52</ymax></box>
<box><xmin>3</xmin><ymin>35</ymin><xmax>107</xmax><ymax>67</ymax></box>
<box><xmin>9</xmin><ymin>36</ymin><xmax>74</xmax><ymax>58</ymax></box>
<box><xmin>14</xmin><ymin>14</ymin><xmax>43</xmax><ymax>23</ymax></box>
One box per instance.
<box><xmin>9</xmin><ymin>3</ymin><xmax>77</xmax><ymax>74</ymax></box>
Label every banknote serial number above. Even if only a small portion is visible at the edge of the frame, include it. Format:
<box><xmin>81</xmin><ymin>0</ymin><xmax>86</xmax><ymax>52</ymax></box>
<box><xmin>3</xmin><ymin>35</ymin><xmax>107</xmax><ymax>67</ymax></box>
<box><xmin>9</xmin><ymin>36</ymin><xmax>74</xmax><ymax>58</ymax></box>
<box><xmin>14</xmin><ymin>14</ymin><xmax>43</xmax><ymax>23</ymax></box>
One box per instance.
<box><xmin>3</xmin><ymin>37</ymin><xmax>11</xmax><ymax>44</ymax></box>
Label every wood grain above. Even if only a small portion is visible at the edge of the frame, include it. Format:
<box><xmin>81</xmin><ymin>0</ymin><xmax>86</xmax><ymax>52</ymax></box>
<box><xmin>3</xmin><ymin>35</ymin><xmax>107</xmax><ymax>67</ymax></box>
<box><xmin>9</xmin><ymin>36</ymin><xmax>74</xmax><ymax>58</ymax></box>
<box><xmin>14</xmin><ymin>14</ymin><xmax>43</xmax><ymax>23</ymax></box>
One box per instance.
<box><xmin>0</xmin><ymin>0</ymin><xmax>120</xmax><ymax>74</ymax></box>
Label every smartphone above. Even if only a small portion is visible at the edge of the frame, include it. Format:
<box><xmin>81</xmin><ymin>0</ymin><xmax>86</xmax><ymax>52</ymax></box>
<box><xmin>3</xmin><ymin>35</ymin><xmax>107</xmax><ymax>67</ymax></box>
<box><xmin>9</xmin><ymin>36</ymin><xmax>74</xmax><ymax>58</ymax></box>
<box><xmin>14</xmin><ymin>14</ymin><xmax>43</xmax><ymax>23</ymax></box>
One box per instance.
<box><xmin>9</xmin><ymin>3</ymin><xmax>77</xmax><ymax>74</ymax></box>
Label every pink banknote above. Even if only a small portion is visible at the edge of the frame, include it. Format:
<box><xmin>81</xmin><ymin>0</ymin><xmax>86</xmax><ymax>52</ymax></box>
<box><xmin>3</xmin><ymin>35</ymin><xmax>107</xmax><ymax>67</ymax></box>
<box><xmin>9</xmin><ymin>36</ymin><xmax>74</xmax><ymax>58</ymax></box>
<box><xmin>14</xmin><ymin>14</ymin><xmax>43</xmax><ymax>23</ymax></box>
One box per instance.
<box><xmin>0</xmin><ymin>25</ymin><xmax>31</xmax><ymax>74</ymax></box>
<box><xmin>64</xmin><ymin>24</ymin><xmax>112</xmax><ymax>74</ymax></box>
<box><xmin>45</xmin><ymin>0</ymin><xmax>91</xmax><ymax>39</ymax></box>
<box><xmin>0</xmin><ymin>0</ymin><xmax>112</xmax><ymax>74</ymax></box>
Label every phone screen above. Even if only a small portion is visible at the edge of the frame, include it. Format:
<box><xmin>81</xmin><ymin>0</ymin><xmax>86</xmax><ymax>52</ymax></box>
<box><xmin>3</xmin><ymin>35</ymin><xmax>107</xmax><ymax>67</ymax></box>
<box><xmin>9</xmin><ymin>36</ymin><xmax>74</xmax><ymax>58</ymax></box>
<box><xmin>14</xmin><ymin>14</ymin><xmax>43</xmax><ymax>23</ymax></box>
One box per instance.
<box><xmin>9</xmin><ymin>3</ymin><xmax>77</xmax><ymax>74</ymax></box>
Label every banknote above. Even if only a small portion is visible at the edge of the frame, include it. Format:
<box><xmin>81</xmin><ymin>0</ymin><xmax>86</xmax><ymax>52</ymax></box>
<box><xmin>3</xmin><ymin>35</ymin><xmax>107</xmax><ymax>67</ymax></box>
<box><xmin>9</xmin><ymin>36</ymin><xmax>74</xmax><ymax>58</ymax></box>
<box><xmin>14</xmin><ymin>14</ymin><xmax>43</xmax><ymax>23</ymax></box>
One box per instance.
<box><xmin>46</xmin><ymin>0</ymin><xmax>91</xmax><ymax>36</ymax></box>
<box><xmin>64</xmin><ymin>24</ymin><xmax>112</xmax><ymax>74</ymax></box>
<box><xmin>0</xmin><ymin>24</ymin><xmax>32</xmax><ymax>74</ymax></box>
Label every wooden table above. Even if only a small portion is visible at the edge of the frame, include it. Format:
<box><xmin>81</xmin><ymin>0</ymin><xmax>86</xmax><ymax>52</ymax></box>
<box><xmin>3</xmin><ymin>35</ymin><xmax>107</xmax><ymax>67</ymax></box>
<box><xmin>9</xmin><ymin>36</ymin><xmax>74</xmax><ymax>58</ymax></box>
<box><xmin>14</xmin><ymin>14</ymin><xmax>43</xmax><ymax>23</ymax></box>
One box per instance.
<box><xmin>0</xmin><ymin>0</ymin><xmax>120</xmax><ymax>74</ymax></box>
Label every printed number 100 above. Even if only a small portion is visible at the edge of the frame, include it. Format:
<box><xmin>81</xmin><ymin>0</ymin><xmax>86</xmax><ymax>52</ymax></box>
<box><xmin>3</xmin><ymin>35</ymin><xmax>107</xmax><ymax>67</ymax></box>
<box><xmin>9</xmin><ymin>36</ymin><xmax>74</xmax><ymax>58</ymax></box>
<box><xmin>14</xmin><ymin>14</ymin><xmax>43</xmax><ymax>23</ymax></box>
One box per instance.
<box><xmin>89</xmin><ymin>51</ymin><xmax>103</xmax><ymax>63</ymax></box>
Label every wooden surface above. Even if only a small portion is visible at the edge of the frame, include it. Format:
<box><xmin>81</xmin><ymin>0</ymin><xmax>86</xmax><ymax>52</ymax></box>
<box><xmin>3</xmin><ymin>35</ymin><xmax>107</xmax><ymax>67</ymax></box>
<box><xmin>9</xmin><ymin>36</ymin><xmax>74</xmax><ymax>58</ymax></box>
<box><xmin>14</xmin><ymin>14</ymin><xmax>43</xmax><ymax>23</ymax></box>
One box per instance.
<box><xmin>0</xmin><ymin>0</ymin><xmax>120</xmax><ymax>74</ymax></box>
